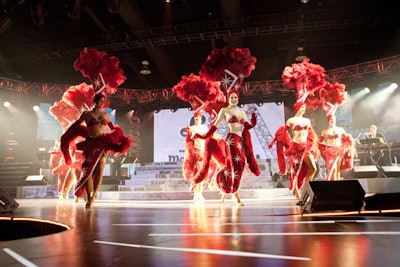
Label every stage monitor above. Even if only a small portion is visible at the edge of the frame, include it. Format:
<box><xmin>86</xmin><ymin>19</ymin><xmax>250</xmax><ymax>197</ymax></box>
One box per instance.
<box><xmin>299</xmin><ymin>180</ymin><xmax>365</xmax><ymax>213</ymax></box>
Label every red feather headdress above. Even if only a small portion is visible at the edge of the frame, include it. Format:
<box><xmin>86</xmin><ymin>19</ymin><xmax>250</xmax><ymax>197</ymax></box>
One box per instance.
<box><xmin>200</xmin><ymin>46</ymin><xmax>256</xmax><ymax>90</ymax></box>
<box><xmin>73</xmin><ymin>47</ymin><xmax>126</xmax><ymax>96</ymax></box>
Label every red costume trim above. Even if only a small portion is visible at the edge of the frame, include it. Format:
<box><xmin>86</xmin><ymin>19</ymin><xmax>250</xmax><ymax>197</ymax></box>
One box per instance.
<box><xmin>268</xmin><ymin>125</ymin><xmax>291</xmax><ymax>175</ymax></box>
<box><xmin>242</xmin><ymin>130</ymin><xmax>260</xmax><ymax>176</ymax></box>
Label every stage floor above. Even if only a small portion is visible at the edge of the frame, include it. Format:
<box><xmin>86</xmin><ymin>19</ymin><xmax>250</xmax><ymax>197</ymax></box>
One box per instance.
<box><xmin>1</xmin><ymin>195</ymin><xmax>400</xmax><ymax>267</ymax></box>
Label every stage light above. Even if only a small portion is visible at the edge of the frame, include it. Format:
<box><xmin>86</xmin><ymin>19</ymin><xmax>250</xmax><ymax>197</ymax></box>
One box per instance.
<box><xmin>275</xmin><ymin>101</ymin><xmax>283</xmax><ymax>106</ymax></box>
<box><xmin>257</xmin><ymin>102</ymin><xmax>263</xmax><ymax>107</ymax></box>
<box><xmin>68</xmin><ymin>0</ymin><xmax>82</xmax><ymax>20</ymax></box>
<box><xmin>107</xmin><ymin>0</ymin><xmax>120</xmax><ymax>14</ymax></box>
<box><xmin>31</xmin><ymin>1</ymin><xmax>45</xmax><ymax>26</ymax></box>
<box><xmin>4</xmin><ymin>101</ymin><xmax>10</xmax><ymax>107</ymax></box>
<box><xmin>348</xmin><ymin>87</ymin><xmax>370</xmax><ymax>103</ymax></box>
<box><xmin>33</xmin><ymin>105</ymin><xmax>39</xmax><ymax>111</ymax></box>
<box><xmin>170</xmin><ymin>108</ymin><xmax>177</xmax><ymax>112</ymax></box>
<box><xmin>140</xmin><ymin>60</ymin><xmax>151</xmax><ymax>75</ymax></box>
<box><xmin>389</xmin><ymin>82</ymin><xmax>398</xmax><ymax>90</ymax></box>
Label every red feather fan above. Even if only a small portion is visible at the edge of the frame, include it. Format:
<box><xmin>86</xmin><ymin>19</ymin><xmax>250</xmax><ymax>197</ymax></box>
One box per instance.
<box><xmin>172</xmin><ymin>73</ymin><xmax>225</xmax><ymax>112</ymax></box>
<box><xmin>49</xmin><ymin>100</ymin><xmax>81</xmax><ymax>130</ymax></box>
<box><xmin>62</xmin><ymin>83</ymin><xmax>95</xmax><ymax>111</ymax></box>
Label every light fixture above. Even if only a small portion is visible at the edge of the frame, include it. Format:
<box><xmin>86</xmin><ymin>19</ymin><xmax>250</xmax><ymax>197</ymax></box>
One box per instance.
<box><xmin>68</xmin><ymin>0</ymin><xmax>81</xmax><ymax>20</ymax></box>
<box><xmin>107</xmin><ymin>0</ymin><xmax>120</xmax><ymax>14</ymax></box>
<box><xmin>4</xmin><ymin>101</ymin><xmax>10</xmax><ymax>107</ymax></box>
<box><xmin>257</xmin><ymin>102</ymin><xmax>263</xmax><ymax>107</ymax></box>
<box><xmin>33</xmin><ymin>105</ymin><xmax>39</xmax><ymax>111</ymax></box>
<box><xmin>295</xmin><ymin>47</ymin><xmax>308</xmax><ymax>62</ymax></box>
<box><xmin>140</xmin><ymin>60</ymin><xmax>151</xmax><ymax>75</ymax></box>
<box><xmin>31</xmin><ymin>1</ymin><xmax>45</xmax><ymax>26</ymax></box>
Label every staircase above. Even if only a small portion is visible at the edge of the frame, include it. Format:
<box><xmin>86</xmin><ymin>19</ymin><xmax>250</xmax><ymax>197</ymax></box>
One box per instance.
<box><xmin>0</xmin><ymin>162</ymin><xmax>37</xmax><ymax>197</ymax></box>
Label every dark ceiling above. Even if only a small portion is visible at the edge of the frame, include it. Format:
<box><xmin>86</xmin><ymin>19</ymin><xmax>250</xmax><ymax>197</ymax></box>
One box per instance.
<box><xmin>0</xmin><ymin>0</ymin><xmax>399</xmax><ymax>92</ymax></box>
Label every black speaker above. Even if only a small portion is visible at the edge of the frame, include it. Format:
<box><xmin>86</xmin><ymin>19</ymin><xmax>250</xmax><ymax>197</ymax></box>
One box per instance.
<box><xmin>0</xmin><ymin>189</ymin><xmax>19</xmax><ymax>213</ymax></box>
<box><xmin>25</xmin><ymin>175</ymin><xmax>48</xmax><ymax>186</ymax></box>
<box><xmin>364</xmin><ymin>193</ymin><xmax>400</xmax><ymax>211</ymax></box>
<box><xmin>381</xmin><ymin>165</ymin><xmax>400</xmax><ymax>177</ymax></box>
<box><xmin>352</xmin><ymin>165</ymin><xmax>379</xmax><ymax>178</ymax></box>
<box><xmin>299</xmin><ymin>180</ymin><xmax>365</xmax><ymax>213</ymax></box>
<box><xmin>359</xmin><ymin>177</ymin><xmax>400</xmax><ymax>210</ymax></box>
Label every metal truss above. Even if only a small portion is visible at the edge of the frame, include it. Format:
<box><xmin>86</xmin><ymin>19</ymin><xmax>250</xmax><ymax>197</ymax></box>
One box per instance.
<box><xmin>243</xmin><ymin>104</ymin><xmax>277</xmax><ymax>159</ymax></box>
<box><xmin>5</xmin><ymin>5</ymin><xmax>395</xmax><ymax>63</ymax></box>
<box><xmin>1</xmin><ymin>55</ymin><xmax>399</xmax><ymax>108</ymax></box>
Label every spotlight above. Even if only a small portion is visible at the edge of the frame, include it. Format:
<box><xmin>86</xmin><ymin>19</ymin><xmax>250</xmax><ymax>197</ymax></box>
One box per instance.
<box><xmin>257</xmin><ymin>102</ymin><xmax>263</xmax><ymax>107</ymax></box>
<box><xmin>4</xmin><ymin>101</ymin><xmax>10</xmax><ymax>107</ymax></box>
<box><xmin>275</xmin><ymin>101</ymin><xmax>283</xmax><ymax>106</ymax></box>
<box><xmin>33</xmin><ymin>105</ymin><xmax>39</xmax><ymax>111</ymax></box>
<box><xmin>239</xmin><ymin>103</ymin><xmax>245</xmax><ymax>108</ymax></box>
<box><xmin>390</xmin><ymin>83</ymin><xmax>398</xmax><ymax>90</ymax></box>
<box><xmin>171</xmin><ymin>108</ymin><xmax>177</xmax><ymax>112</ymax></box>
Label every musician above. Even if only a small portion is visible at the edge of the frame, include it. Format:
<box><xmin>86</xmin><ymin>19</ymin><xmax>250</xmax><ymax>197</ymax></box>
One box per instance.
<box><xmin>364</xmin><ymin>124</ymin><xmax>385</xmax><ymax>142</ymax></box>
<box><xmin>362</xmin><ymin>124</ymin><xmax>387</xmax><ymax>165</ymax></box>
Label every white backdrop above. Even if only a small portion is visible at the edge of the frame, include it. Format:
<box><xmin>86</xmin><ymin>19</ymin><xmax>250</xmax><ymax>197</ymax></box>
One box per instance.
<box><xmin>154</xmin><ymin>103</ymin><xmax>285</xmax><ymax>163</ymax></box>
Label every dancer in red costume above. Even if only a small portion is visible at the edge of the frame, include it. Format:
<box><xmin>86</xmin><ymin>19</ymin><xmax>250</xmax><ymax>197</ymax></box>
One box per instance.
<box><xmin>269</xmin><ymin>102</ymin><xmax>318</xmax><ymax>200</ymax></box>
<box><xmin>183</xmin><ymin>110</ymin><xmax>220</xmax><ymax>202</ymax></box>
<box><xmin>318</xmin><ymin>114</ymin><xmax>355</xmax><ymax>181</ymax></box>
<box><xmin>271</xmin><ymin>58</ymin><xmax>347</xmax><ymax>200</ymax></box>
<box><xmin>193</xmin><ymin>89</ymin><xmax>260</xmax><ymax>205</ymax></box>
<box><xmin>49</xmin><ymin>141</ymin><xmax>83</xmax><ymax>201</ymax></box>
<box><xmin>60</xmin><ymin>48</ymin><xmax>130</xmax><ymax>208</ymax></box>
<box><xmin>61</xmin><ymin>93</ymin><xmax>130</xmax><ymax>208</ymax></box>
<box><xmin>49</xmin><ymin>140</ymin><xmax>71</xmax><ymax>199</ymax></box>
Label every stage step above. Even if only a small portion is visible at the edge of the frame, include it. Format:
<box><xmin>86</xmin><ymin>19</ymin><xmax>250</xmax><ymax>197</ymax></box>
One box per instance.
<box><xmin>0</xmin><ymin>162</ymin><xmax>36</xmax><ymax>197</ymax></box>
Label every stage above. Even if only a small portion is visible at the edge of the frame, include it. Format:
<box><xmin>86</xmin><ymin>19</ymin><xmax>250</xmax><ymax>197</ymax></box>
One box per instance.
<box><xmin>2</xmin><ymin>189</ymin><xmax>400</xmax><ymax>267</ymax></box>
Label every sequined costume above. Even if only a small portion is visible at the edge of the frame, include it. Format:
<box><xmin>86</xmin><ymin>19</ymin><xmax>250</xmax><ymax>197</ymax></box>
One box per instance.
<box><xmin>193</xmin><ymin>117</ymin><xmax>260</xmax><ymax>194</ymax></box>
<box><xmin>318</xmin><ymin>133</ymin><xmax>355</xmax><ymax>180</ymax></box>
<box><xmin>269</xmin><ymin>125</ymin><xmax>318</xmax><ymax>193</ymax></box>
<box><xmin>61</xmin><ymin>123</ymin><xmax>130</xmax><ymax>197</ymax></box>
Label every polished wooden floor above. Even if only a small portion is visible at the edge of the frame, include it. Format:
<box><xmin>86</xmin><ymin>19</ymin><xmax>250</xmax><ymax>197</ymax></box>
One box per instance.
<box><xmin>1</xmin><ymin>194</ymin><xmax>400</xmax><ymax>267</ymax></box>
